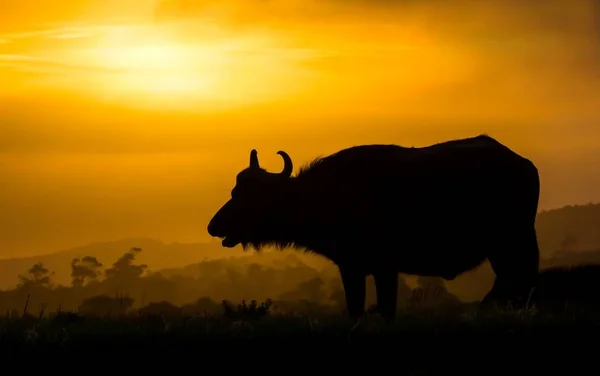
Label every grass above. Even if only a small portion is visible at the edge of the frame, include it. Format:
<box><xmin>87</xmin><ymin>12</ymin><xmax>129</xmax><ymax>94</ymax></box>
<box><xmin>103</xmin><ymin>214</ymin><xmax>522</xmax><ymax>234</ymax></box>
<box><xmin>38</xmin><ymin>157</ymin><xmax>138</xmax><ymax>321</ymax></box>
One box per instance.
<box><xmin>1</xmin><ymin>303</ymin><xmax>597</xmax><ymax>372</ymax></box>
<box><xmin>3</xmin><ymin>277</ymin><xmax>600</xmax><ymax>373</ymax></box>
<box><xmin>2</xmin><ymin>301</ymin><xmax>600</xmax><ymax>351</ymax></box>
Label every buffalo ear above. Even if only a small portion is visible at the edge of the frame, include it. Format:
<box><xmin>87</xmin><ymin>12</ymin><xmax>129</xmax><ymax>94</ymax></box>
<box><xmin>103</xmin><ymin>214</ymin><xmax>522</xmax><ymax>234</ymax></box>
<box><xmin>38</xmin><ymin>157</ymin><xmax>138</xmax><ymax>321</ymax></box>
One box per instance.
<box><xmin>249</xmin><ymin>149</ymin><xmax>260</xmax><ymax>169</ymax></box>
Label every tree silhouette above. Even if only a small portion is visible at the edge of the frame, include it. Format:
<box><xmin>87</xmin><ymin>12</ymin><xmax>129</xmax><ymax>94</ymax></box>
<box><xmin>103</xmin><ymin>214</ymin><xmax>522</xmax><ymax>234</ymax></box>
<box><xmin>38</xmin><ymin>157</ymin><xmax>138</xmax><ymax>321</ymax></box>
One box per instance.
<box><xmin>105</xmin><ymin>247</ymin><xmax>148</xmax><ymax>282</ymax></box>
<box><xmin>17</xmin><ymin>262</ymin><xmax>54</xmax><ymax>289</ymax></box>
<box><xmin>71</xmin><ymin>256</ymin><xmax>103</xmax><ymax>287</ymax></box>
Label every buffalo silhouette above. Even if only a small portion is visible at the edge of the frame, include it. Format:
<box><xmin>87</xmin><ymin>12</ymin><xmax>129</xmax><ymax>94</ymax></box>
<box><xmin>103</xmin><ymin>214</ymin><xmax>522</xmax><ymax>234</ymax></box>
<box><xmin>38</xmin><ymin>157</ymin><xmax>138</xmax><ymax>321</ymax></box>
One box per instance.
<box><xmin>207</xmin><ymin>135</ymin><xmax>541</xmax><ymax>322</ymax></box>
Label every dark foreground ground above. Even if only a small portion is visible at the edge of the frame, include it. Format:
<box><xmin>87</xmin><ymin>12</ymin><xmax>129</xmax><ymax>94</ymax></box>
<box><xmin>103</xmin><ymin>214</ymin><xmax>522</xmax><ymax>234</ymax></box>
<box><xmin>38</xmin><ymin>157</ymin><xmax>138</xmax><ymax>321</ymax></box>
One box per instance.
<box><xmin>1</xmin><ymin>305</ymin><xmax>598</xmax><ymax>372</ymax></box>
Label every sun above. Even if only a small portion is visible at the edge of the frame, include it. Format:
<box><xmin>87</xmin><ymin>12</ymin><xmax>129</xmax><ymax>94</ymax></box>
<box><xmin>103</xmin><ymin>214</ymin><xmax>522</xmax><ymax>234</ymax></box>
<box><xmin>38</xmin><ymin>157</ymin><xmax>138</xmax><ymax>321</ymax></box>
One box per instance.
<box><xmin>103</xmin><ymin>44</ymin><xmax>215</xmax><ymax>94</ymax></box>
<box><xmin>79</xmin><ymin>26</ymin><xmax>229</xmax><ymax>109</ymax></box>
<box><xmin>52</xmin><ymin>24</ymin><xmax>320</xmax><ymax>112</ymax></box>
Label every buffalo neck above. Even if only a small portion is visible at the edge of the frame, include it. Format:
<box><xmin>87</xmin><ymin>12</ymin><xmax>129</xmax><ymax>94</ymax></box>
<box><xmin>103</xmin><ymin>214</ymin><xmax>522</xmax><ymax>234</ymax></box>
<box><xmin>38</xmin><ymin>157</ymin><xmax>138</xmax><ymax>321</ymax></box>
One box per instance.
<box><xmin>269</xmin><ymin>177</ymin><xmax>333</xmax><ymax>252</ymax></box>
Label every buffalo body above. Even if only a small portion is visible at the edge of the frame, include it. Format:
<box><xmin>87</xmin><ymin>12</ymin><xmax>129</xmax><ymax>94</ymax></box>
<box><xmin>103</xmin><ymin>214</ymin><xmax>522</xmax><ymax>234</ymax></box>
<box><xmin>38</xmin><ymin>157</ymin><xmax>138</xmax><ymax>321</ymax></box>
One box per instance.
<box><xmin>208</xmin><ymin>135</ymin><xmax>541</xmax><ymax>320</ymax></box>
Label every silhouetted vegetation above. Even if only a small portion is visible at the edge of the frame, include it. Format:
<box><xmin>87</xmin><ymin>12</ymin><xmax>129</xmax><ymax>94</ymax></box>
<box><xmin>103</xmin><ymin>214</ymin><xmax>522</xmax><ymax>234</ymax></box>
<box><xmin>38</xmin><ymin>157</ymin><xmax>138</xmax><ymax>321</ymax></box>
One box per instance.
<box><xmin>4</xmin><ymin>242</ymin><xmax>600</xmax><ymax>317</ymax></box>
<box><xmin>3</xmin><ymin>203</ymin><xmax>600</xmax><ymax>292</ymax></box>
<box><xmin>0</xmin><ymin>247</ymin><xmax>465</xmax><ymax>318</ymax></box>
<box><xmin>536</xmin><ymin>202</ymin><xmax>600</xmax><ymax>254</ymax></box>
<box><xmin>4</xmin><ymin>304</ymin><xmax>599</xmax><ymax>364</ymax></box>
<box><xmin>2</xmin><ymin>243</ymin><xmax>600</xmax><ymax>321</ymax></box>
<box><xmin>2</xmin><ymin>244</ymin><xmax>600</xmax><ymax>364</ymax></box>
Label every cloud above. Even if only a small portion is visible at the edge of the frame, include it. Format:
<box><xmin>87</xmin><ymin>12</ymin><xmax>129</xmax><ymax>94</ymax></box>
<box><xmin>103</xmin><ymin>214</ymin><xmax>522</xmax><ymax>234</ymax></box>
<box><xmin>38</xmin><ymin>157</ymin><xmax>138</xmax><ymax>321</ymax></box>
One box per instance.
<box><xmin>152</xmin><ymin>0</ymin><xmax>600</xmax><ymax>75</ymax></box>
<box><xmin>150</xmin><ymin>0</ymin><xmax>600</xmax><ymax>153</ymax></box>
<box><xmin>0</xmin><ymin>1</ymin><xmax>91</xmax><ymax>32</ymax></box>
<box><xmin>0</xmin><ymin>53</ymin><xmax>129</xmax><ymax>75</ymax></box>
<box><xmin>0</xmin><ymin>24</ymin><xmax>147</xmax><ymax>78</ymax></box>
<box><xmin>0</xmin><ymin>1</ymin><xmax>154</xmax><ymax>33</ymax></box>
<box><xmin>51</xmin><ymin>31</ymin><xmax>91</xmax><ymax>40</ymax></box>
<box><xmin>1</xmin><ymin>27</ymin><xmax>90</xmax><ymax>41</ymax></box>
<box><xmin>152</xmin><ymin>0</ymin><xmax>600</xmax><ymax>28</ymax></box>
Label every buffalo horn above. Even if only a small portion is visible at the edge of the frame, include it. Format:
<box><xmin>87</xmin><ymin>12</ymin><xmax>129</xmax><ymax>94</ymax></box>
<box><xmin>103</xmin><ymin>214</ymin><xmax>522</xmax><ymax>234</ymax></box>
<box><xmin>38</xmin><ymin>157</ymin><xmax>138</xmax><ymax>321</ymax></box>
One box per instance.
<box><xmin>249</xmin><ymin>149</ymin><xmax>260</xmax><ymax>169</ymax></box>
<box><xmin>277</xmin><ymin>151</ymin><xmax>293</xmax><ymax>178</ymax></box>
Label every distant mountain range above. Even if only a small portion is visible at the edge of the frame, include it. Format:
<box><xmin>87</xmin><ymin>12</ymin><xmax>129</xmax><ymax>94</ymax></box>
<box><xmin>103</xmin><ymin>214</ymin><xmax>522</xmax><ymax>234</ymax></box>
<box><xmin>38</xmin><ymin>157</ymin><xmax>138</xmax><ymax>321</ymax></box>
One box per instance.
<box><xmin>0</xmin><ymin>237</ymin><xmax>240</xmax><ymax>290</ymax></box>
<box><xmin>1</xmin><ymin>202</ymin><xmax>599</xmax><ymax>290</ymax></box>
<box><xmin>535</xmin><ymin>202</ymin><xmax>600</xmax><ymax>254</ymax></box>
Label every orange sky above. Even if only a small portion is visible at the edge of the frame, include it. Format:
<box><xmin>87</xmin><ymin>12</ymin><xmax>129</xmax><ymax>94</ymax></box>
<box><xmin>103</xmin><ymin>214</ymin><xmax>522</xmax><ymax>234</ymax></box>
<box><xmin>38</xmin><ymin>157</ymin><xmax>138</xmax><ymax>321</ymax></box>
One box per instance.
<box><xmin>1</xmin><ymin>0</ymin><xmax>599</xmax><ymax>258</ymax></box>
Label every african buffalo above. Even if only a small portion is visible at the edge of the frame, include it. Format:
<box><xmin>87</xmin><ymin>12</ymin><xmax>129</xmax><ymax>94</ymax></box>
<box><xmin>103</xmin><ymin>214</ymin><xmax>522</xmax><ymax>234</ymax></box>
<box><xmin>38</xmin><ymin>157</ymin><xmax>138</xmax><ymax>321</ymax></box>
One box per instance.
<box><xmin>207</xmin><ymin>135</ymin><xmax>541</xmax><ymax>321</ymax></box>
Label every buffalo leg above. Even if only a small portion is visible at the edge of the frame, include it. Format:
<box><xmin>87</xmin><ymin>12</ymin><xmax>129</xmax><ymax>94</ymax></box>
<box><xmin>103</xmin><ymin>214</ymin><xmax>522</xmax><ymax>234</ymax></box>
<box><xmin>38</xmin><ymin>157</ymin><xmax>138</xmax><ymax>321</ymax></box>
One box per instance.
<box><xmin>484</xmin><ymin>227</ymin><xmax>539</xmax><ymax>310</ymax></box>
<box><xmin>480</xmin><ymin>279</ymin><xmax>504</xmax><ymax>310</ymax></box>
<box><xmin>373</xmin><ymin>270</ymin><xmax>398</xmax><ymax>323</ymax></box>
<box><xmin>339</xmin><ymin>267</ymin><xmax>366</xmax><ymax>319</ymax></box>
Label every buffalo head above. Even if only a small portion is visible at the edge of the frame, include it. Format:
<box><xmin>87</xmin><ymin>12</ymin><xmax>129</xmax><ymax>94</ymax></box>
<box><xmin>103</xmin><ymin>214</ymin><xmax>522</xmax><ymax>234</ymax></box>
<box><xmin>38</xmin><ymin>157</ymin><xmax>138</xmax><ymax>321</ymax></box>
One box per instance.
<box><xmin>207</xmin><ymin>149</ymin><xmax>294</xmax><ymax>249</ymax></box>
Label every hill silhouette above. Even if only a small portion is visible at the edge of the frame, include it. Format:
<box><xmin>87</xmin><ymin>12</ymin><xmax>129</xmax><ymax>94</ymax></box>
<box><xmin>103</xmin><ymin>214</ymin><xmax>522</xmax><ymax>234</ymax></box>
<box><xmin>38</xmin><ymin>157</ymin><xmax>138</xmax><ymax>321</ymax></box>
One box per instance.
<box><xmin>0</xmin><ymin>238</ymin><xmax>239</xmax><ymax>290</ymax></box>
<box><xmin>1</xmin><ymin>240</ymin><xmax>599</xmax><ymax>321</ymax></box>
<box><xmin>535</xmin><ymin>202</ymin><xmax>600</xmax><ymax>255</ymax></box>
<box><xmin>1</xmin><ymin>202</ymin><xmax>600</xmax><ymax>292</ymax></box>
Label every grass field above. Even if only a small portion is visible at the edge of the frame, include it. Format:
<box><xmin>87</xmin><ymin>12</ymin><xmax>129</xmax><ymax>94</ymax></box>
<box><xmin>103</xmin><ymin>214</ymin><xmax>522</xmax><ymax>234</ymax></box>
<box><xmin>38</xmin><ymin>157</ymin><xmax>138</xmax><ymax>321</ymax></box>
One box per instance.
<box><xmin>4</xmin><ymin>263</ymin><xmax>600</xmax><ymax>370</ymax></box>
<box><xmin>2</xmin><ymin>303</ymin><xmax>599</xmax><ymax>352</ymax></box>
<box><xmin>1</xmin><ymin>304</ymin><xmax>597</xmax><ymax>374</ymax></box>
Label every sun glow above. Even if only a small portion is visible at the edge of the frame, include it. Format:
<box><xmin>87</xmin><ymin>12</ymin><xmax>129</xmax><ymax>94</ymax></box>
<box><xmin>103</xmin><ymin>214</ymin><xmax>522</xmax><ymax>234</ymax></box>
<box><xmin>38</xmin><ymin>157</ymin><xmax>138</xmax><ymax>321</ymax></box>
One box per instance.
<box><xmin>74</xmin><ymin>26</ymin><xmax>233</xmax><ymax>109</ymax></box>
<box><xmin>94</xmin><ymin>45</ymin><xmax>215</xmax><ymax>92</ymax></box>
<box><xmin>49</xmin><ymin>23</ymin><xmax>321</xmax><ymax>112</ymax></box>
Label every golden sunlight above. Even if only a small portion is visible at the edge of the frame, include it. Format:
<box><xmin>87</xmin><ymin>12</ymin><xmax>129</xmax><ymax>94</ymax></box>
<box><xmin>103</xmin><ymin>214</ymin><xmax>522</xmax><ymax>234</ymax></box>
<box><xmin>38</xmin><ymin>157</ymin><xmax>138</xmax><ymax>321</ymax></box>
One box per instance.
<box><xmin>61</xmin><ymin>24</ymin><xmax>323</xmax><ymax>111</ymax></box>
<box><xmin>78</xmin><ymin>26</ymin><xmax>228</xmax><ymax>109</ymax></box>
<box><xmin>94</xmin><ymin>45</ymin><xmax>213</xmax><ymax>92</ymax></box>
